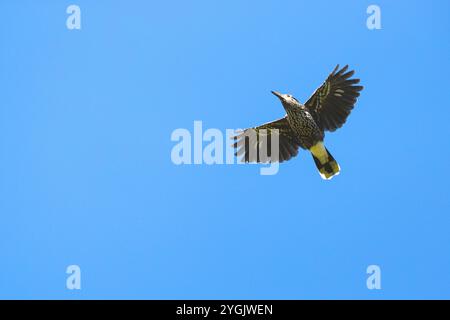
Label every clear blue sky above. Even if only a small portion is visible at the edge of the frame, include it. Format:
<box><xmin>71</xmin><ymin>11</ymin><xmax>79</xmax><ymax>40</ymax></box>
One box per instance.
<box><xmin>1</xmin><ymin>0</ymin><xmax>449</xmax><ymax>299</ymax></box>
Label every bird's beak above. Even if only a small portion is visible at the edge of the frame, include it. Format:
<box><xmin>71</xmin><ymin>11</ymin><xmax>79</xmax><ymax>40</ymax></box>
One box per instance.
<box><xmin>271</xmin><ymin>91</ymin><xmax>283</xmax><ymax>100</ymax></box>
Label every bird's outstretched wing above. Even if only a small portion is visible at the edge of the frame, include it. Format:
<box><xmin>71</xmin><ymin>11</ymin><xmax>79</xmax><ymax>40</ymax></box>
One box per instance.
<box><xmin>232</xmin><ymin>117</ymin><xmax>300</xmax><ymax>163</ymax></box>
<box><xmin>305</xmin><ymin>65</ymin><xmax>363</xmax><ymax>132</ymax></box>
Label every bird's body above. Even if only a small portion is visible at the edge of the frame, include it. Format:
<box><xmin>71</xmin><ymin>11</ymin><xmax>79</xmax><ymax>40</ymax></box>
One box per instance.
<box><xmin>233</xmin><ymin>65</ymin><xmax>363</xmax><ymax>180</ymax></box>
<box><xmin>284</xmin><ymin>104</ymin><xmax>323</xmax><ymax>149</ymax></box>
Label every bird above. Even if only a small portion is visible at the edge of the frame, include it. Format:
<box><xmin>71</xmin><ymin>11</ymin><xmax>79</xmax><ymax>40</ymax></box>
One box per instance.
<box><xmin>232</xmin><ymin>65</ymin><xmax>363</xmax><ymax>180</ymax></box>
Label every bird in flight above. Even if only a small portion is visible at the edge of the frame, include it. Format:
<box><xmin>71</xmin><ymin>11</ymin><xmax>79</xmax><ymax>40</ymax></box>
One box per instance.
<box><xmin>233</xmin><ymin>65</ymin><xmax>363</xmax><ymax>179</ymax></box>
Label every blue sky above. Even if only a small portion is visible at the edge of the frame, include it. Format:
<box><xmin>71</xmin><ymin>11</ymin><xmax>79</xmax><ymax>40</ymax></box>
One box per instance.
<box><xmin>1</xmin><ymin>0</ymin><xmax>449</xmax><ymax>299</ymax></box>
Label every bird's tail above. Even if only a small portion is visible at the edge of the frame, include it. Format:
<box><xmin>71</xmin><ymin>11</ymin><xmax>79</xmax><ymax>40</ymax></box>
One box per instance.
<box><xmin>310</xmin><ymin>142</ymin><xmax>340</xmax><ymax>180</ymax></box>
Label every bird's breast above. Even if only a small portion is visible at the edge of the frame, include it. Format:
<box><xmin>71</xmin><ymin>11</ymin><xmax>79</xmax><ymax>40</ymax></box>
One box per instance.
<box><xmin>286</xmin><ymin>109</ymin><xmax>323</xmax><ymax>149</ymax></box>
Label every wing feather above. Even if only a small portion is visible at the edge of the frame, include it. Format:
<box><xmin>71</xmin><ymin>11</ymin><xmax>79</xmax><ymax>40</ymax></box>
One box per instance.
<box><xmin>232</xmin><ymin>117</ymin><xmax>300</xmax><ymax>163</ymax></box>
<box><xmin>305</xmin><ymin>65</ymin><xmax>363</xmax><ymax>132</ymax></box>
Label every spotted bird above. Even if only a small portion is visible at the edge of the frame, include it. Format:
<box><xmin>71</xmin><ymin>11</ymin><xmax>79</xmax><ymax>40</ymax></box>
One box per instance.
<box><xmin>233</xmin><ymin>65</ymin><xmax>363</xmax><ymax>179</ymax></box>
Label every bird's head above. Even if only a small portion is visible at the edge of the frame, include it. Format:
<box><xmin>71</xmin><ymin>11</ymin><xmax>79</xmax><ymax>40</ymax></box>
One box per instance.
<box><xmin>271</xmin><ymin>91</ymin><xmax>301</xmax><ymax>111</ymax></box>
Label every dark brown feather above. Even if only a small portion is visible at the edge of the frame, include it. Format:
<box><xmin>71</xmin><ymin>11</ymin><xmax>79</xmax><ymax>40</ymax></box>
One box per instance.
<box><xmin>232</xmin><ymin>117</ymin><xmax>301</xmax><ymax>163</ymax></box>
<box><xmin>305</xmin><ymin>65</ymin><xmax>363</xmax><ymax>132</ymax></box>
